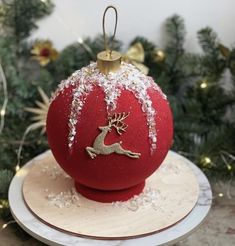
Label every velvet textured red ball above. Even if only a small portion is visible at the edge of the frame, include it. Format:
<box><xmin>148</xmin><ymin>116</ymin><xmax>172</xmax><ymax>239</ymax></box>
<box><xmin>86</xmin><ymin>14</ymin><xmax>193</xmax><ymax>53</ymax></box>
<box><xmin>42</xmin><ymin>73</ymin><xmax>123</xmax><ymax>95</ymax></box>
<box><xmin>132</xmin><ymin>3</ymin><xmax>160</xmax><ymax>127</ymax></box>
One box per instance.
<box><xmin>46</xmin><ymin>62</ymin><xmax>173</xmax><ymax>202</ymax></box>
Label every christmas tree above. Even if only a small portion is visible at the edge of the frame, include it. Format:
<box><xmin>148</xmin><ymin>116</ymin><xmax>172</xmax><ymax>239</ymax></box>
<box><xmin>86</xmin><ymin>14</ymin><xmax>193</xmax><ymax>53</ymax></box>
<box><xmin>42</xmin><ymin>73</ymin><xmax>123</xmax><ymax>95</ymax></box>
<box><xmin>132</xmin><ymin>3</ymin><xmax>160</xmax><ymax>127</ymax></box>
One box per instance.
<box><xmin>0</xmin><ymin>0</ymin><xmax>234</xmax><ymax>229</ymax></box>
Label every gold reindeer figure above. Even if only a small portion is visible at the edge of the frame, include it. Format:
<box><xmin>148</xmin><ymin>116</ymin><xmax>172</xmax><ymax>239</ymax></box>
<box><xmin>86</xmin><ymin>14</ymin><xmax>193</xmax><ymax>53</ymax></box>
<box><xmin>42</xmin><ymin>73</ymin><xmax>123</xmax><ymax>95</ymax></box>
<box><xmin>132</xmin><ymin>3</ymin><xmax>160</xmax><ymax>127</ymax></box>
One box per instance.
<box><xmin>86</xmin><ymin>112</ymin><xmax>141</xmax><ymax>159</ymax></box>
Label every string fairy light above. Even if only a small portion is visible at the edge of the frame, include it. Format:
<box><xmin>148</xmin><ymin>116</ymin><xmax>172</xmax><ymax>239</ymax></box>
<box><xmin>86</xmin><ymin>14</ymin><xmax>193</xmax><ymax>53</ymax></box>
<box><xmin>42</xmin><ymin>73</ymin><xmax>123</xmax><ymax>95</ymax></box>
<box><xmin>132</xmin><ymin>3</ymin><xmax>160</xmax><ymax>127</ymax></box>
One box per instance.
<box><xmin>227</xmin><ymin>164</ymin><xmax>232</xmax><ymax>171</ymax></box>
<box><xmin>221</xmin><ymin>154</ymin><xmax>233</xmax><ymax>171</ymax></box>
<box><xmin>76</xmin><ymin>37</ymin><xmax>95</xmax><ymax>59</ymax></box>
<box><xmin>1</xmin><ymin>220</ymin><xmax>16</xmax><ymax>230</ymax></box>
<box><xmin>53</xmin><ymin>15</ymin><xmax>94</xmax><ymax>58</ymax></box>
<box><xmin>203</xmin><ymin>157</ymin><xmax>211</xmax><ymax>165</ymax></box>
<box><xmin>199</xmin><ymin>79</ymin><xmax>218</xmax><ymax>90</ymax></box>
<box><xmin>221</xmin><ymin>150</ymin><xmax>235</xmax><ymax>171</ymax></box>
<box><xmin>16</xmin><ymin>124</ymin><xmax>40</xmax><ymax>170</ymax></box>
<box><xmin>15</xmin><ymin>165</ymin><xmax>20</xmax><ymax>172</ymax></box>
<box><xmin>226</xmin><ymin>177</ymin><xmax>233</xmax><ymax>199</ymax></box>
<box><xmin>16</xmin><ymin>87</ymin><xmax>49</xmax><ymax>169</ymax></box>
<box><xmin>0</xmin><ymin>62</ymin><xmax>8</xmax><ymax>134</ymax></box>
<box><xmin>200</xmin><ymin>80</ymin><xmax>208</xmax><ymax>89</ymax></box>
<box><xmin>0</xmin><ymin>199</ymin><xmax>8</xmax><ymax>208</ymax></box>
<box><xmin>220</xmin><ymin>151</ymin><xmax>234</xmax><ymax>199</ymax></box>
<box><xmin>218</xmin><ymin>193</ymin><xmax>224</xmax><ymax>198</ymax></box>
<box><xmin>1</xmin><ymin>224</ymin><xmax>7</xmax><ymax>229</ymax></box>
<box><xmin>201</xmin><ymin>156</ymin><xmax>213</xmax><ymax>168</ymax></box>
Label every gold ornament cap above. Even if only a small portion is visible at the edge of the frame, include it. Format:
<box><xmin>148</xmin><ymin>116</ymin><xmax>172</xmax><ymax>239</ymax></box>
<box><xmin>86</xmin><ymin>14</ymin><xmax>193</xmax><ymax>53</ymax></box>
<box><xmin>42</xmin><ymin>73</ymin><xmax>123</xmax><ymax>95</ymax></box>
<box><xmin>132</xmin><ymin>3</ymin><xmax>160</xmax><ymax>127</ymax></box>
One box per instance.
<box><xmin>97</xmin><ymin>6</ymin><xmax>121</xmax><ymax>75</ymax></box>
<box><xmin>97</xmin><ymin>50</ymin><xmax>122</xmax><ymax>74</ymax></box>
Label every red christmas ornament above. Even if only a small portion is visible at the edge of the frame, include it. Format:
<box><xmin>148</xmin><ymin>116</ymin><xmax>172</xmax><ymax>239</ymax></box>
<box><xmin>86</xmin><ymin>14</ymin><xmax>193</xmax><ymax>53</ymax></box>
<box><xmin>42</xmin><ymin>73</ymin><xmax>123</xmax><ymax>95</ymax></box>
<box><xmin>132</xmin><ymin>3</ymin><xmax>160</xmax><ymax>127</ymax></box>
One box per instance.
<box><xmin>46</xmin><ymin>61</ymin><xmax>173</xmax><ymax>203</ymax></box>
<box><xmin>47</xmin><ymin>6</ymin><xmax>173</xmax><ymax>202</ymax></box>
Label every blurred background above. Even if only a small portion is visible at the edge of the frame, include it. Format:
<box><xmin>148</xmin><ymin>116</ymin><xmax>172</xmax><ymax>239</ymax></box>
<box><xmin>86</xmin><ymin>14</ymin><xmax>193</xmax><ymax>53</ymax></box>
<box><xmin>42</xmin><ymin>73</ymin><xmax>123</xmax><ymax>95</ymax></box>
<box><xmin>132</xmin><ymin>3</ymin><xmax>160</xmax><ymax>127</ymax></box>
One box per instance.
<box><xmin>0</xmin><ymin>0</ymin><xmax>235</xmax><ymax>245</ymax></box>
<box><xmin>31</xmin><ymin>0</ymin><xmax>235</xmax><ymax>52</ymax></box>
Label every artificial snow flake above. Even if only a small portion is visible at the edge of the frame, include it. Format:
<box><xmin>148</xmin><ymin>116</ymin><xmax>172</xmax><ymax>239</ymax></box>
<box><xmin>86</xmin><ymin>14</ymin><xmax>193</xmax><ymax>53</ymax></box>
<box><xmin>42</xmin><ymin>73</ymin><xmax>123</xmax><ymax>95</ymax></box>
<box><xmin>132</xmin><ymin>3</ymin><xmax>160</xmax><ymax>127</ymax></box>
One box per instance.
<box><xmin>112</xmin><ymin>187</ymin><xmax>164</xmax><ymax>211</ymax></box>
<box><xmin>50</xmin><ymin>62</ymin><xmax>167</xmax><ymax>153</ymax></box>
<box><xmin>41</xmin><ymin>164</ymin><xmax>70</xmax><ymax>179</ymax></box>
<box><xmin>46</xmin><ymin>187</ymin><xmax>80</xmax><ymax>208</ymax></box>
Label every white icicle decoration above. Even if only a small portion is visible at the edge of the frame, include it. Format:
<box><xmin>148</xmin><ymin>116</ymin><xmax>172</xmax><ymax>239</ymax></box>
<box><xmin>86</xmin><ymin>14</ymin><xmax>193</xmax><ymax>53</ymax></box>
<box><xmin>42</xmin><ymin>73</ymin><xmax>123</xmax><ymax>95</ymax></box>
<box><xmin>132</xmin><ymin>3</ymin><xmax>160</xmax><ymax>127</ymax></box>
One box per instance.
<box><xmin>50</xmin><ymin>62</ymin><xmax>167</xmax><ymax>153</ymax></box>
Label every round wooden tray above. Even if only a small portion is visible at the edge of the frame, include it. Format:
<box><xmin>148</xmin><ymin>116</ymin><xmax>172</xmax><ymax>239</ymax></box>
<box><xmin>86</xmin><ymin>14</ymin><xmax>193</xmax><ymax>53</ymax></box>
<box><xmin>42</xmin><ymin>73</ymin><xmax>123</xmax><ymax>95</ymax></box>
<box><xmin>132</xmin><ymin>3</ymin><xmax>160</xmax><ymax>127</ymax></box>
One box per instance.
<box><xmin>22</xmin><ymin>151</ymin><xmax>199</xmax><ymax>240</ymax></box>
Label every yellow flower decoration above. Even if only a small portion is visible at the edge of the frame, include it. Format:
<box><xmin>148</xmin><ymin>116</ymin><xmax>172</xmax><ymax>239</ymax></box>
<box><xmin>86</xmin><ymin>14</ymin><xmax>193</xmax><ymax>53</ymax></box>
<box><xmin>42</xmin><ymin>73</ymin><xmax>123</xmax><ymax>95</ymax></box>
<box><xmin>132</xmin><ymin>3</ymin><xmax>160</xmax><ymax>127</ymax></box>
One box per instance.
<box><xmin>31</xmin><ymin>40</ymin><xmax>58</xmax><ymax>66</ymax></box>
<box><xmin>25</xmin><ymin>87</ymin><xmax>50</xmax><ymax>134</ymax></box>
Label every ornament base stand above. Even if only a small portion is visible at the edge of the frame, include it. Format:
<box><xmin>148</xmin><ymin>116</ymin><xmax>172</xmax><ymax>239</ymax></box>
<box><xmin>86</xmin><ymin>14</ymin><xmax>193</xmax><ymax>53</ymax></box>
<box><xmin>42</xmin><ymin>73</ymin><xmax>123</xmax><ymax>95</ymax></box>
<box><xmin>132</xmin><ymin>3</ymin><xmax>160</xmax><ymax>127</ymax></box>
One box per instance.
<box><xmin>20</xmin><ymin>150</ymin><xmax>201</xmax><ymax>240</ymax></box>
<box><xmin>9</xmin><ymin>150</ymin><xmax>212</xmax><ymax>245</ymax></box>
<box><xmin>75</xmin><ymin>181</ymin><xmax>145</xmax><ymax>203</ymax></box>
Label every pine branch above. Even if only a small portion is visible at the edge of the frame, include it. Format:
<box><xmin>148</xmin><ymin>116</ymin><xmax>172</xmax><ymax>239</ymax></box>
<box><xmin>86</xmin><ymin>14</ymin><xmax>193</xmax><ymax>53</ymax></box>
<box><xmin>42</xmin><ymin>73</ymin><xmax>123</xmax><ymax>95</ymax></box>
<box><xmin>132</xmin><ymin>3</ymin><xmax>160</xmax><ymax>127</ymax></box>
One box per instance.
<box><xmin>163</xmin><ymin>15</ymin><xmax>186</xmax><ymax>93</ymax></box>
<box><xmin>165</xmin><ymin>15</ymin><xmax>186</xmax><ymax>51</ymax></box>
<box><xmin>0</xmin><ymin>170</ymin><xmax>14</xmax><ymax>198</ymax></box>
<box><xmin>198</xmin><ymin>28</ymin><xmax>219</xmax><ymax>57</ymax></box>
<box><xmin>198</xmin><ymin>27</ymin><xmax>226</xmax><ymax>77</ymax></box>
<box><xmin>0</xmin><ymin>0</ymin><xmax>54</xmax><ymax>41</ymax></box>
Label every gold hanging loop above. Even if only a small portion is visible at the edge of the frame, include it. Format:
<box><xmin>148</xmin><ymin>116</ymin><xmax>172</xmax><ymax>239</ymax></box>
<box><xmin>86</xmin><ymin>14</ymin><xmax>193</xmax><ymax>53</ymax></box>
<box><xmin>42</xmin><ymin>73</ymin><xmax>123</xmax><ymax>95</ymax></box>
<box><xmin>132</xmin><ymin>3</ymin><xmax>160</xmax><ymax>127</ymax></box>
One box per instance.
<box><xmin>102</xmin><ymin>5</ymin><xmax>118</xmax><ymax>55</ymax></box>
<box><xmin>97</xmin><ymin>6</ymin><xmax>122</xmax><ymax>75</ymax></box>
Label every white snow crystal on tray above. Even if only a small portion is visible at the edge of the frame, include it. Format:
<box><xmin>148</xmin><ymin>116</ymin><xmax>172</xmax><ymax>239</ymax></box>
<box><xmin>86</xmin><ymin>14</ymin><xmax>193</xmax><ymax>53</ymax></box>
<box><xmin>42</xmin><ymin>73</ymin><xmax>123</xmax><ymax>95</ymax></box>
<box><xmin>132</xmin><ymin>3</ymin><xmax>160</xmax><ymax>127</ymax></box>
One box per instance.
<box><xmin>112</xmin><ymin>187</ymin><xmax>165</xmax><ymax>211</ymax></box>
<box><xmin>46</xmin><ymin>187</ymin><xmax>80</xmax><ymax>208</ymax></box>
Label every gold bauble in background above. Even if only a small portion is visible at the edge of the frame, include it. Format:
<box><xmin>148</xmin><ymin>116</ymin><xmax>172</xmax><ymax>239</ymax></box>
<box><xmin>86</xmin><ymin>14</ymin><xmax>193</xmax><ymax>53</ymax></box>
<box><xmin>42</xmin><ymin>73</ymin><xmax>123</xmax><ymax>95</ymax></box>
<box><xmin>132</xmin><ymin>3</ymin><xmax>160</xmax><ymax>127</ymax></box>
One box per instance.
<box><xmin>153</xmin><ymin>49</ymin><xmax>166</xmax><ymax>62</ymax></box>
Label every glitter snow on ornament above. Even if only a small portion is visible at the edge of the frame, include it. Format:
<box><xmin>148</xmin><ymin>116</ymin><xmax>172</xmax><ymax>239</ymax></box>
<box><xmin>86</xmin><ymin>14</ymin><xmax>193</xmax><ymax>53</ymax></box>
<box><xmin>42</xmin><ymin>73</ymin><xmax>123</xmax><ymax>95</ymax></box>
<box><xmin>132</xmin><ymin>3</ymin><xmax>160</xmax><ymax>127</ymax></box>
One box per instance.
<box><xmin>51</xmin><ymin>62</ymin><xmax>167</xmax><ymax>154</ymax></box>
